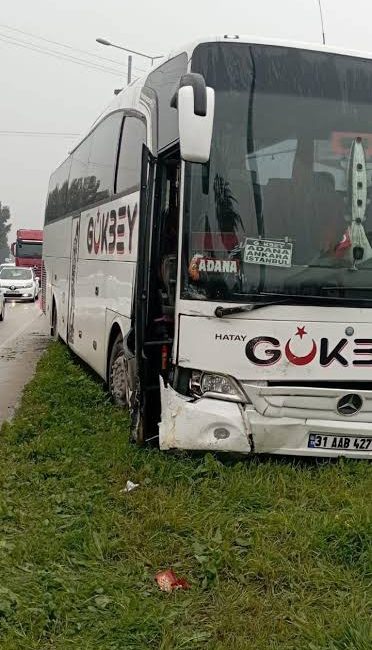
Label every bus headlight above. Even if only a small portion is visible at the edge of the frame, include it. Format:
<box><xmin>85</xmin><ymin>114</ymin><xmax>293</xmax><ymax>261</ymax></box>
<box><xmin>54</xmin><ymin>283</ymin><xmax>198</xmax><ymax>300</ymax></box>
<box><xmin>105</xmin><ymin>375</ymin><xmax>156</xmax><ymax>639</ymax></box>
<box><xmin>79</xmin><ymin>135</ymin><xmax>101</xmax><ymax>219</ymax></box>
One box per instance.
<box><xmin>189</xmin><ymin>370</ymin><xmax>246</xmax><ymax>402</ymax></box>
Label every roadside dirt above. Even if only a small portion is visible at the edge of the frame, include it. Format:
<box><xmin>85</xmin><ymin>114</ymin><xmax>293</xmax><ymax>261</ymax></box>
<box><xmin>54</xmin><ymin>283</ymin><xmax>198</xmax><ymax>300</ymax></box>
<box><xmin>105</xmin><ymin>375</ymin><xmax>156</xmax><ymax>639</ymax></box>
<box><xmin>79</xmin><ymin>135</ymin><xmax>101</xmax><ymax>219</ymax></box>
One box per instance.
<box><xmin>0</xmin><ymin>301</ymin><xmax>49</xmax><ymax>424</ymax></box>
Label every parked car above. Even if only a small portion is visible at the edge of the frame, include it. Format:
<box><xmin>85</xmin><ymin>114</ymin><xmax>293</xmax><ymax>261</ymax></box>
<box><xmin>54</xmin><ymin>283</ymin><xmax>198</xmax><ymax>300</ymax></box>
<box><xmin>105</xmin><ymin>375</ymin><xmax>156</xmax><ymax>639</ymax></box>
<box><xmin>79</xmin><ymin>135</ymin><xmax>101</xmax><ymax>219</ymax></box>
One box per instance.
<box><xmin>0</xmin><ymin>266</ymin><xmax>39</xmax><ymax>302</ymax></box>
<box><xmin>0</xmin><ymin>289</ymin><xmax>5</xmax><ymax>320</ymax></box>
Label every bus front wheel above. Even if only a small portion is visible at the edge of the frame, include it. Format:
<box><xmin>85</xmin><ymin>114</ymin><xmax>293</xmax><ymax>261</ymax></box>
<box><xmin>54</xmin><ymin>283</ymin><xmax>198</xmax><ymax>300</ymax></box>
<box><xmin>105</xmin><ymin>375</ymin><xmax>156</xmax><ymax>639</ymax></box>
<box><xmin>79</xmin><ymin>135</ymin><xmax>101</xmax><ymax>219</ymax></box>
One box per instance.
<box><xmin>108</xmin><ymin>333</ymin><xmax>146</xmax><ymax>445</ymax></box>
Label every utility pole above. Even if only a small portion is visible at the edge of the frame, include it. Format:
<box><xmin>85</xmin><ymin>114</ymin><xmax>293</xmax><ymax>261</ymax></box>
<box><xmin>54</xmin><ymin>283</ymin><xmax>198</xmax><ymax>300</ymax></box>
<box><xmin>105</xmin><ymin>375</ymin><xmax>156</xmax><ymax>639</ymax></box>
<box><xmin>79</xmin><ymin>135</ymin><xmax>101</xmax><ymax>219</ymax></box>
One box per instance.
<box><xmin>127</xmin><ymin>55</ymin><xmax>132</xmax><ymax>85</ymax></box>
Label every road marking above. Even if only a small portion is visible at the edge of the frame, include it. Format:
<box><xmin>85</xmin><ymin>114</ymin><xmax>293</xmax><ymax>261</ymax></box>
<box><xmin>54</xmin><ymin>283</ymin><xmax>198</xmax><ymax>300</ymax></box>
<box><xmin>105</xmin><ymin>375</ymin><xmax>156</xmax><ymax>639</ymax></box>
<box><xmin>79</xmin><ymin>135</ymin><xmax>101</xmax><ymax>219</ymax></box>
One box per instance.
<box><xmin>0</xmin><ymin>308</ymin><xmax>44</xmax><ymax>351</ymax></box>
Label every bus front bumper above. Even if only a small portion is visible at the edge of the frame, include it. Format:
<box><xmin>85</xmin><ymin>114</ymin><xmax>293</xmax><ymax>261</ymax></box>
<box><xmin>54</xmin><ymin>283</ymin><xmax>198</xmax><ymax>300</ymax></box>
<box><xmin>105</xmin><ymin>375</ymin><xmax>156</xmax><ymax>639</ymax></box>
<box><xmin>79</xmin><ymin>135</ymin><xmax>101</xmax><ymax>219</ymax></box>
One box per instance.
<box><xmin>158</xmin><ymin>381</ymin><xmax>372</xmax><ymax>459</ymax></box>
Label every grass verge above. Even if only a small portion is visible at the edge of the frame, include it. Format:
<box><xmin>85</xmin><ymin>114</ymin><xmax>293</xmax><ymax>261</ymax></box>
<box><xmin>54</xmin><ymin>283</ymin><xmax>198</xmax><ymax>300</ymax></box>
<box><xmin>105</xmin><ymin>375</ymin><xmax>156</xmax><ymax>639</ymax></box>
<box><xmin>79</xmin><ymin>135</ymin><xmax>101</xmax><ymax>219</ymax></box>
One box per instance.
<box><xmin>0</xmin><ymin>342</ymin><xmax>371</xmax><ymax>649</ymax></box>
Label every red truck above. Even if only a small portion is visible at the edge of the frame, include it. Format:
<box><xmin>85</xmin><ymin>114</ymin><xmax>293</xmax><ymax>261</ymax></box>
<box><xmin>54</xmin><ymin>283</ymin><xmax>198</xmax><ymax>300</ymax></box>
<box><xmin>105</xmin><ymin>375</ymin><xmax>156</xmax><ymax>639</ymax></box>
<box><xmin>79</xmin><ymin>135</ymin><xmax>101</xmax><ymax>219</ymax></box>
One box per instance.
<box><xmin>11</xmin><ymin>229</ymin><xmax>43</xmax><ymax>279</ymax></box>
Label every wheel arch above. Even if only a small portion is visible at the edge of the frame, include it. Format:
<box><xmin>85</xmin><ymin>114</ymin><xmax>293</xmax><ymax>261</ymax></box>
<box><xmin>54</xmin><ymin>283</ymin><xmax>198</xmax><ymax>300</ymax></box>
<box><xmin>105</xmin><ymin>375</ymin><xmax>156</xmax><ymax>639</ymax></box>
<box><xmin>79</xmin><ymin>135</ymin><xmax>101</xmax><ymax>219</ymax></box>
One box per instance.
<box><xmin>106</xmin><ymin>318</ymin><xmax>135</xmax><ymax>385</ymax></box>
<box><xmin>106</xmin><ymin>322</ymin><xmax>123</xmax><ymax>381</ymax></box>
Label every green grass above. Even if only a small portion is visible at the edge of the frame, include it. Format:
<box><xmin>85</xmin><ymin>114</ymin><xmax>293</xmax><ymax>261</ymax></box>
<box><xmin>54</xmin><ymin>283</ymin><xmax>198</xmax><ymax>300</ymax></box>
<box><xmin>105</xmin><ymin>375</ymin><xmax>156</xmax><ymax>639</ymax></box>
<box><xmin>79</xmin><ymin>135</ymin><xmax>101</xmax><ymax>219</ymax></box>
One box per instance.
<box><xmin>0</xmin><ymin>342</ymin><xmax>371</xmax><ymax>649</ymax></box>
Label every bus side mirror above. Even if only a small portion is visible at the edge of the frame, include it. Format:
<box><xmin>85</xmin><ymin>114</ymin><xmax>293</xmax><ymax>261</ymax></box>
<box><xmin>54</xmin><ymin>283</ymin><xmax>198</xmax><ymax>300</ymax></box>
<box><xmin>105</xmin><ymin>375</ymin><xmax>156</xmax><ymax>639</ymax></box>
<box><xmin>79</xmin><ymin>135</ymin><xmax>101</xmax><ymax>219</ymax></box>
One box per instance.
<box><xmin>171</xmin><ymin>73</ymin><xmax>215</xmax><ymax>164</ymax></box>
<box><xmin>10</xmin><ymin>243</ymin><xmax>15</xmax><ymax>256</ymax></box>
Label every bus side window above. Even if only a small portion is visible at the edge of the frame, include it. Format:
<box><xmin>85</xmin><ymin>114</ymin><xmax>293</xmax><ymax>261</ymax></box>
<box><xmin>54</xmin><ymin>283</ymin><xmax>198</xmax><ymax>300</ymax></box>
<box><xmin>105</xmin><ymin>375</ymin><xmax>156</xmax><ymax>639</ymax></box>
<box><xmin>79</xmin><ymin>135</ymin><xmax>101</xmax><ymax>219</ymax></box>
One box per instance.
<box><xmin>45</xmin><ymin>157</ymin><xmax>72</xmax><ymax>223</ymax></box>
<box><xmin>67</xmin><ymin>137</ymin><xmax>92</xmax><ymax>213</ymax></box>
<box><xmin>116</xmin><ymin>117</ymin><xmax>146</xmax><ymax>195</ymax></box>
<box><xmin>88</xmin><ymin>112</ymin><xmax>122</xmax><ymax>203</ymax></box>
<box><xmin>67</xmin><ymin>112</ymin><xmax>123</xmax><ymax>214</ymax></box>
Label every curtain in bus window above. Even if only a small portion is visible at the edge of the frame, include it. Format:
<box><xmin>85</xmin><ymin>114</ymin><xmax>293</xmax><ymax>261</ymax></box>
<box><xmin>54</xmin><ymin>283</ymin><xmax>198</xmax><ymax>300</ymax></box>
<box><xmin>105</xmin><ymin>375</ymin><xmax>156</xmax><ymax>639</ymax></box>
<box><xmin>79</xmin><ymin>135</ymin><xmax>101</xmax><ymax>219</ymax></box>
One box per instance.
<box><xmin>45</xmin><ymin>157</ymin><xmax>72</xmax><ymax>223</ymax></box>
<box><xmin>116</xmin><ymin>117</ymin><xmax>146</xmax><ymax>194</ymax></box>
<box><xmin>87</xmin><ymin>112</ymin><xmax>123</xmax><ymax>203</ymax></box>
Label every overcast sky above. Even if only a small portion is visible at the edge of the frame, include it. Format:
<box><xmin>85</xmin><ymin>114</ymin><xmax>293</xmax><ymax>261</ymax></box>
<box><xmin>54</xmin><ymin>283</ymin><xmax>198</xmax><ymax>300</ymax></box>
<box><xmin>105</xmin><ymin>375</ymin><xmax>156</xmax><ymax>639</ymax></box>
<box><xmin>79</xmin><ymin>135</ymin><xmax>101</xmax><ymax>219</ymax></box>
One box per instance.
<box><xmin>0</xmin><ymin>0</ymin><xmax>371</xmax><ymax>245</ymax></box>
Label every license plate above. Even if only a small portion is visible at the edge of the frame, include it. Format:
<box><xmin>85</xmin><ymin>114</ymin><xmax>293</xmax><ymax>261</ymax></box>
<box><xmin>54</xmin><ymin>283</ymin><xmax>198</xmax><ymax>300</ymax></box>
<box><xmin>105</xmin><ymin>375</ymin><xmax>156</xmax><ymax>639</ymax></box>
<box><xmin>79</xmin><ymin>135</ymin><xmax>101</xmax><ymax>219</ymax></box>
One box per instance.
<box><xmin>308</xmin><ymin>433</ymin><xmax>372</xmax><ymax>451</ymax></box>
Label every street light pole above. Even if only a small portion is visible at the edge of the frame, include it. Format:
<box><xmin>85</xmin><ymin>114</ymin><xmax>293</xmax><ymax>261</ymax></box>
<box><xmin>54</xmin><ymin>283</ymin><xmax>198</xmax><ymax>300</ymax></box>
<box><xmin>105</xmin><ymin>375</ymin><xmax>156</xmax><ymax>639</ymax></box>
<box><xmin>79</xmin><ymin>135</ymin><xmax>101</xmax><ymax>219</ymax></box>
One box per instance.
<box><xmin>96</xmin><ymin>38</ymin><xmax>163</xmax><ymax>68</ymax></box>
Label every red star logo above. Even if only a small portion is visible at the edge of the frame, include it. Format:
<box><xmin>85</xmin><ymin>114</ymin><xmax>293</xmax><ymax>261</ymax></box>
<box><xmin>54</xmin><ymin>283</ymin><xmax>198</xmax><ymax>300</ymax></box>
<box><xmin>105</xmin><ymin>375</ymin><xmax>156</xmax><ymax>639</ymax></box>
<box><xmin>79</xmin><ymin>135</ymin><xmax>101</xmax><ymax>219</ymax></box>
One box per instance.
<box><xmin>296</xmin><ymin>326</ymin><xmax>307</xmax><ymax>339</ymax></box>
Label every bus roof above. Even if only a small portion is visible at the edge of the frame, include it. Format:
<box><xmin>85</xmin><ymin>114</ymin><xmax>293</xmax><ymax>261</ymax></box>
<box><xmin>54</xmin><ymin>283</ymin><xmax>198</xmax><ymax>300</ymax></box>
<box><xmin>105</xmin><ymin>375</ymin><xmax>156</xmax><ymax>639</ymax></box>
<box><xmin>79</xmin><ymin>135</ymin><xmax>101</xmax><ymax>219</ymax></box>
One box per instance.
<box><xmin>68</xmin><ymin>33</ymin><xmax>372</xmax><ymax>157</ymax></box>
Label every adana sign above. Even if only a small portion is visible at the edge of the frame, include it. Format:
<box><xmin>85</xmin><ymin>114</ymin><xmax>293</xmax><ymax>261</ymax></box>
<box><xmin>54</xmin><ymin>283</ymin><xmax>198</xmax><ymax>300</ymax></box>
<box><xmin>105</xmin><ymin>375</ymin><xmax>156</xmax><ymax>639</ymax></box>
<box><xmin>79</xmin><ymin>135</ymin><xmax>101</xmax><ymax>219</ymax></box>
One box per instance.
<box><xmin>243</xmin><ymin>238</ymin><xmax>293</xmax><ymax>267</ymax></box>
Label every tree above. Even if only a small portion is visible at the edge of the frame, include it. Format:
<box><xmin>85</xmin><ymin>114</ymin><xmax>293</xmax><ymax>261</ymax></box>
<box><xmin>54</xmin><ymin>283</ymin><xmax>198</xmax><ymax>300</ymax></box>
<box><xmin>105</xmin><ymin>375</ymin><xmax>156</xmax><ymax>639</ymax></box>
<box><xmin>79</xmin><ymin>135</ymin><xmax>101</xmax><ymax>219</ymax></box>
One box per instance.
<box><xmin>0</xmin><ymin>202</ymin><xmax>11</xmax><ymax>263</ymax></box>
<box><xmin>213</xmin><ymin>173</ymin><xmax>243</xmax><ymax>235</ymax></box>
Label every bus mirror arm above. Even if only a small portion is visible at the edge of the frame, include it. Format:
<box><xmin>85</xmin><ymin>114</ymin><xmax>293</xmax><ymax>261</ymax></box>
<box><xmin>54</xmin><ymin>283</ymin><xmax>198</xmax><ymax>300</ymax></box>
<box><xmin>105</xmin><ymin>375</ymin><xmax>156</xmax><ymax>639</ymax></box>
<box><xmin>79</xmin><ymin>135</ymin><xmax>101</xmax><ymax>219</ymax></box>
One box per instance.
<box><xmin>171</xmin><ymin>73</ymin><xmax>208</xmax><ymax>115</ymax></box>
<box><xmin>171</xmin><ymin>73</ymin><xmax>215</xmax><ymax>164</ymax></box>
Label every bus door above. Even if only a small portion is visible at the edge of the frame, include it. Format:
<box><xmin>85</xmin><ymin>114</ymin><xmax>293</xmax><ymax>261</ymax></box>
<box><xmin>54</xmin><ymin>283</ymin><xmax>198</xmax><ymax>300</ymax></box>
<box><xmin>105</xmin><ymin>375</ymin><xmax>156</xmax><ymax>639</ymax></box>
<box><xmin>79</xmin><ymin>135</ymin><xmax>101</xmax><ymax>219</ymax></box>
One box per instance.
<box><xmin>131</xmin><ymin>145</ymin><xmax>157</xmax><ymax>441</ymax></box>
<box><xmin>67</xmin><ymin>209</ymin><xmax>108</xmax><ymax>374</ymax></box>
<box><xmin>132</xmin><ymin>145</ymin><xmax>180</xmax><ymax>442</ymax></box>
<box><xmin>67</xmin><ymin>215</ymin><xmax>81</xmax><ymax>347</ymax></box>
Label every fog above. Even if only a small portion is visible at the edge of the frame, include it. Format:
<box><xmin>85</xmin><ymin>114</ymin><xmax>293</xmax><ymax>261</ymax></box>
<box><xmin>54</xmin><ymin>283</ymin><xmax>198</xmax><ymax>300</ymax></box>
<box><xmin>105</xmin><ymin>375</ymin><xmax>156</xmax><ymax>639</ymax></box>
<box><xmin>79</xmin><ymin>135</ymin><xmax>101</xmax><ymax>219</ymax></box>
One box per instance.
<box><xmin>1</xmin><ymin>0</ymin><xmax>371</xmax><ymax>245</ymax></box>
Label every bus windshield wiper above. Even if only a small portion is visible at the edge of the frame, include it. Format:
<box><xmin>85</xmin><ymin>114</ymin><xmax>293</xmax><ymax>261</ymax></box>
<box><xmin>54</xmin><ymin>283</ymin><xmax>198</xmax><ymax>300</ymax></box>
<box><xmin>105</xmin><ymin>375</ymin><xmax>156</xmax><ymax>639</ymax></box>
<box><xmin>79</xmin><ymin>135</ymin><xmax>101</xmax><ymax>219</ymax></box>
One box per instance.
<box><xmin>214</xmin><ymin>298</ymin><xmax>292</xmax><ymax>318</ymax></box>
<box><xmin>214</xmin><ymin>292</ymin><xmax>372</xmax><ymax>318</ymax></box>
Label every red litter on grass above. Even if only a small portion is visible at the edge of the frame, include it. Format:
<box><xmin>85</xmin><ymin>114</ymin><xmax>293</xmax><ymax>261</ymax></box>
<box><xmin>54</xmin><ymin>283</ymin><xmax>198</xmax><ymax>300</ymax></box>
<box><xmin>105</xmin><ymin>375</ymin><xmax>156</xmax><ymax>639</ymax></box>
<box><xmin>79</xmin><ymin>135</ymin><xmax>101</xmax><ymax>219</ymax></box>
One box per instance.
<box><xmin>155</xmin><ymin>569</ymin><xmax>190</xmax><ymax>592</ymax></box>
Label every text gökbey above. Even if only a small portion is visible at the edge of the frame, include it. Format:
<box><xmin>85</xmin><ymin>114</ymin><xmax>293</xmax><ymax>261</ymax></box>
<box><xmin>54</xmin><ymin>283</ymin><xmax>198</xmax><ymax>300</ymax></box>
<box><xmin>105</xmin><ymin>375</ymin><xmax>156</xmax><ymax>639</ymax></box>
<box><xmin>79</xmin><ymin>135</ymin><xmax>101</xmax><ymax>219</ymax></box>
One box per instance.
<box><xmin>86</xmin><ymin>204</ymin><xmax>137</xmax><ymax>256</ymax></box>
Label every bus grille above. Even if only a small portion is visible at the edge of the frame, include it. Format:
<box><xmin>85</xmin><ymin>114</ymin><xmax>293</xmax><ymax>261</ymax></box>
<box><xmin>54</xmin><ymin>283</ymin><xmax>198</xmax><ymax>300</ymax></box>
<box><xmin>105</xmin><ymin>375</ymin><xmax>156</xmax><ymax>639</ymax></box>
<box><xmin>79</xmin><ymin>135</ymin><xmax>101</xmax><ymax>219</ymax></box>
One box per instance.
<box><xmin>242</xmin><ymin>382</ymin><xmax>372</xmax><ymax>421</ymax></box>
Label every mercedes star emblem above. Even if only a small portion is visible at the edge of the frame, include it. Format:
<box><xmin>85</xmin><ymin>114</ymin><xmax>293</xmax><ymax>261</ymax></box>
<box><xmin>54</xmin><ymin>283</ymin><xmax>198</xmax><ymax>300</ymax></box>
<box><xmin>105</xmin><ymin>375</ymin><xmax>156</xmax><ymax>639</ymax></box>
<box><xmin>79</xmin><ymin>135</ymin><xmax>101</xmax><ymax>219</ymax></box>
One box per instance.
<box><xmin>337</xmin><ymin>394</ymin><xmax>363</xmax><ymax>416</ymax></box>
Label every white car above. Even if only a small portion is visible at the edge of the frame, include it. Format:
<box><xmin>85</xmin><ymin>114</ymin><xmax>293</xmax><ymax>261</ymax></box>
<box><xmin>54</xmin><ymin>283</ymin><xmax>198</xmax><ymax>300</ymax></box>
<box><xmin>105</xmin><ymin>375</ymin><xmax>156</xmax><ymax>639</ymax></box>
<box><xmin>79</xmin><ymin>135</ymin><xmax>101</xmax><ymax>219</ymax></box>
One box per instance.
<box><xmin>0</xmin><ymin>267</ymin><xmax>39</xmax><ymax>302</ymax></box>
<box><xmin>0</xmin><ymin>289</ymin><xmax>5</xmax><ymax>320</ymax></box>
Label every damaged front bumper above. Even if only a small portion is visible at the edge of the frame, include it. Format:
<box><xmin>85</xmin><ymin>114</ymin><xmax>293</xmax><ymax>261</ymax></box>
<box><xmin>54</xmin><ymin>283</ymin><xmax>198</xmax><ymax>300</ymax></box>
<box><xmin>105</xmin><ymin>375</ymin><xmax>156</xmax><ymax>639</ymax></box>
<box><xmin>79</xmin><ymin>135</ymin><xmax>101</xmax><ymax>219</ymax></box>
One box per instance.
<box><xmin>159</xmin><ymin>379</ymin><xmax>251</xmax><ymax>453</ymax></box>
<box><xmin>158</xmin><ymin>380</ymin><xmax>372</xmax><ymax>459</ymax></box>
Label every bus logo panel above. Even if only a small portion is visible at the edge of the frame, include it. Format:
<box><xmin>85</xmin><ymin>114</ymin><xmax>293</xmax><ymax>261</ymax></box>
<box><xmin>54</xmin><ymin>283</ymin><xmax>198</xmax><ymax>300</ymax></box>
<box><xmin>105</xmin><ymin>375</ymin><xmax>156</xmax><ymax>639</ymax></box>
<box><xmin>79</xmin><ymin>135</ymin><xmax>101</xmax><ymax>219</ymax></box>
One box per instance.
<box><xmin>84</xmin><ymin>195</ymin><xmax>139</xmax><ymax>260</ymax></box>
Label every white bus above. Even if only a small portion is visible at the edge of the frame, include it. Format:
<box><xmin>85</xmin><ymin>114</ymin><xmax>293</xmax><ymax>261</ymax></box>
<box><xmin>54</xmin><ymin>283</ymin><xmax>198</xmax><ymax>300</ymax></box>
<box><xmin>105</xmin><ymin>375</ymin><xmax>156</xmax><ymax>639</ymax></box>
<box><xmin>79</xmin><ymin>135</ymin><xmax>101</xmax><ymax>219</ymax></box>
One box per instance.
<box><xmin>43</xmin><ymin>35</ymin><xmax>372</xmax><ymax>459</ymax></box>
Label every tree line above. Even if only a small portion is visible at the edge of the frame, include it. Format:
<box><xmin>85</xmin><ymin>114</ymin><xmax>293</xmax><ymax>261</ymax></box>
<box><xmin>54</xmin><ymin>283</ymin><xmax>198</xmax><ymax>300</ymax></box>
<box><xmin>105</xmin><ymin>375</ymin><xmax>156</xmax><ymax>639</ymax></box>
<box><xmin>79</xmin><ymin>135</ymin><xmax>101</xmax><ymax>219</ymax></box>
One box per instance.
<box><xmin>0</xmin><ymin>202</ymin><xmax>11</xmax><ymax>263</ymax></box>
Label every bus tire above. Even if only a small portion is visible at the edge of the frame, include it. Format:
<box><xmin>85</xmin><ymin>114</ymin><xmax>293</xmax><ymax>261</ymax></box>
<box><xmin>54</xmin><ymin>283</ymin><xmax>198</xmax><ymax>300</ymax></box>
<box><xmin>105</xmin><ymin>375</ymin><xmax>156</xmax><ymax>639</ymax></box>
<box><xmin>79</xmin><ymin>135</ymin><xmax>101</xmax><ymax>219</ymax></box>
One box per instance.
<box><xmin>108</xmin><ymin>333</ymin><xmax>129</xmax><ymax>408</ymax></box>
<box><xmin>108</xmin><ymin>333</ymin><xmax>145</xmax><ymax>446</ymax></box>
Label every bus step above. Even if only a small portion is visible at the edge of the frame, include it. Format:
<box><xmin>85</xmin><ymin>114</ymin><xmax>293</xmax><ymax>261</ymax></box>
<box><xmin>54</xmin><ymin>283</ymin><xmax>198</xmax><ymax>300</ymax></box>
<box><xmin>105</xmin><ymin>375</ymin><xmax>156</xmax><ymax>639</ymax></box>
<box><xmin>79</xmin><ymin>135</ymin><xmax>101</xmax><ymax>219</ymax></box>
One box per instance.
<box><xmin>144</xmin><ymin>339</ymin><xmax>173</xmax><ymax>348</ymax></box>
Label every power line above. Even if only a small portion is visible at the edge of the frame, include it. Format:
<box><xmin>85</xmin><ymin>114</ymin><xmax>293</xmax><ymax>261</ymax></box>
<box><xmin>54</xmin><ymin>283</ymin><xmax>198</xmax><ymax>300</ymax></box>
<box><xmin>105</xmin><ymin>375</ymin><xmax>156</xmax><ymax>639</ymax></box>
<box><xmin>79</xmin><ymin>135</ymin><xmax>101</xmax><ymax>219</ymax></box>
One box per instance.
<box><xmin>0</xmin><ymin>32</ymin><xmax>127</xmax><ymax>77</ymax></box>
<box><xmin>0</xmin><ymin>22</ymin><xmax>148</xmax><ymax>73</ymax></box>
<box><xmin>0</xmin><ymin>130</ymin><xmax>80</xmax><ymax>137</ymax></box>
<box><xmin>0</xmin><ymin>36</ymin><xmax>122</xmax><ymax>77</ymax></box>
<box><xmin>0</xmin><ymin>32</ymin><xmax>147</xmax><ymax>79</ymax></box>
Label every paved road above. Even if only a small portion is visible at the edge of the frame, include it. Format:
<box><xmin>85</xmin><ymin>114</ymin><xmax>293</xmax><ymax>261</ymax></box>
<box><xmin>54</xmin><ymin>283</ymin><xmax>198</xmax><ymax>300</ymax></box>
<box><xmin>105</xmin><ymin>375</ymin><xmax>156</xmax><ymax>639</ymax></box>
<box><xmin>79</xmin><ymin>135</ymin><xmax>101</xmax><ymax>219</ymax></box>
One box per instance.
<box><xmin>0</xmin><ymin>300</ymin><xmax>49</xmax><ymax>424</ymax></box>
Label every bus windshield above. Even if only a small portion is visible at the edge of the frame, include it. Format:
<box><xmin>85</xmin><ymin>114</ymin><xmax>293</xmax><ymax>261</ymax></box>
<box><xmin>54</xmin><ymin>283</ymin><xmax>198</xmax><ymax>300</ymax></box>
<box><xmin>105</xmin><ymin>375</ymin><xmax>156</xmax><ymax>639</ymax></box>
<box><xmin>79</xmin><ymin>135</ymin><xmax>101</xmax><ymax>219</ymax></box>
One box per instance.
<box><xmin>16</xmin><ymin>241</ymin><xmax>42</xmax><ymax>258</ymax></box>
<box><xmin>182</xmin><ymin>42</ymin><xmax>372</xmax><ymax>303</ymax></box>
